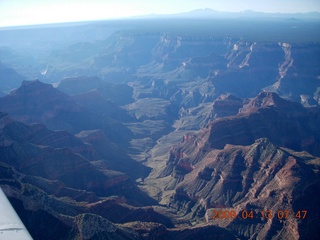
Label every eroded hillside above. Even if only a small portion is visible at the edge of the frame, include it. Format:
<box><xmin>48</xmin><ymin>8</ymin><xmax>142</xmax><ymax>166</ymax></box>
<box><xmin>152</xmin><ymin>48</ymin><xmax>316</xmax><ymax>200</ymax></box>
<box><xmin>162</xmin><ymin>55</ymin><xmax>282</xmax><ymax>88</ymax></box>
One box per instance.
<box><xmin>0</xmin><ymin>18</ymin><xmax>319</xmax><ymax>239</ymax></box>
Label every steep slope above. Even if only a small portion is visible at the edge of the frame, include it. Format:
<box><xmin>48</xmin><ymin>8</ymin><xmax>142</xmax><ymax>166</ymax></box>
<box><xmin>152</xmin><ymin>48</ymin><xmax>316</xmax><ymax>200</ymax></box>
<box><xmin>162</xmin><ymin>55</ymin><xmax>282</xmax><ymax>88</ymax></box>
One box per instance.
<box><xmin>203</xmin><ymin>92</ymin><xmax>320</xmax><ymax>156</ymax></box>
<box><xmin>24</xmin><ymin>27</ymin><xmax>319</xmax><ymax>108</ymax></box>
<box><xmin>1</xmin><ymin>19</ymin><xmax>320</xmax><ymax>240</ymax></box>
<box><xmin>0</xmin><ymin>80</ymin><xmax>132</xmax><ymax>145</ymax></box>
<box><xmin>1</xmin><ymin>118</ymin><xmax>97</xmax><ymax>160</ymax></box>
<box><xmin>0</xmin><ymin>112</ymin><xmax>184</xmax><ymax>239</ymax></box>
<box><xmin>0</xmin><ymin>61</ymin><xmax>25</xmax><ymax>96</ymax></box>
<box><xmin>265</xmin><ymin>42</ymin><xmax>320</xmax><ymax>104</ymax></box>
<box><xmin>174</xmin><ymin>94</ymin><xmax>244</xmax><ymax>130</ymax></box>
<box><xmin>1</xmin><ymin>174</ymin><xmax>138</xmax><ymax>240</ymax></box>
<box><xmin>0</xmin><ymin>79</ymin><xmax>81</xmax><ymax>127</ymax></box>
<box><xmin>169</xmin><ymin>139</ymin><xmax>320</xmax><ymax>240</ymax></box>
<box><xmin>127</xmin><ymin>33</ymin><xmax>319</xmax><ymax>108</ymax></box>
<box><xmin>0</xmin><ymin>160</ymin><xmax>235</xmax><ymax>240</ymax></box>
<box><xmin>160</xmin><ymin>93</ymin><xmax>320</xmax><ymax>185</ymax></box>
<box><xmin>0</xmin><ymin>79</ymin><xmax>151</xmax><ymax>178</ymax></box>
<box><xmin>147</xmin><ymin>92</ymin><xmax>320</xmax><ymax>239</ymax></box>
<box><xmin>211</xmin><ymin>41</ymin><xmax>283</xmax><ymax>97</ymax></box>
<box><xmin>77</xmin><ymin>129</ymin><xmax>151</xmax><ymax>179</ymax></box>
<box><xmin>0</xmin><ymin>112</ymin><xmax>153</xmax><ymax>201</ymax></box>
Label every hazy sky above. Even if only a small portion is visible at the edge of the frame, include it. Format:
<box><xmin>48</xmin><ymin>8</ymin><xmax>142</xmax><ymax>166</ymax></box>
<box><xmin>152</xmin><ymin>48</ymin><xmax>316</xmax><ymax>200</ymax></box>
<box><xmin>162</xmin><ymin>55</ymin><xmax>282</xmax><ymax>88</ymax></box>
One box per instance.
<box><xmin>1</xmin><ymin>0</ymin><xmax>320</xmax><ymax>27</ymax></box>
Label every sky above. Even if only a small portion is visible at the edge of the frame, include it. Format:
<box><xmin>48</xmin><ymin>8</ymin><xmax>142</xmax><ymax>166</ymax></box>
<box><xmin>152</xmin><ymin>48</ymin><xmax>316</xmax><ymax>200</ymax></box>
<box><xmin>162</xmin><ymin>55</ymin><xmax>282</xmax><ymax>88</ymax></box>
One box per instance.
<box><xmin>1</xmin><ymin>0</ymin><xmax>320</xmax><ymax>27</ymax></box>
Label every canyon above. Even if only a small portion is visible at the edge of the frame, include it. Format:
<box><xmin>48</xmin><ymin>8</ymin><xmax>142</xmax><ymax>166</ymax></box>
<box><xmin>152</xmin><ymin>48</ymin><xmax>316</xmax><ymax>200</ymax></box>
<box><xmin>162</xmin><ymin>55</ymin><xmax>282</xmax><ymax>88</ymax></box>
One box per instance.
<box><xmin>0</xmin><ymin>15</ymin><xmax>320</xmax><ymax>239</ymax></box>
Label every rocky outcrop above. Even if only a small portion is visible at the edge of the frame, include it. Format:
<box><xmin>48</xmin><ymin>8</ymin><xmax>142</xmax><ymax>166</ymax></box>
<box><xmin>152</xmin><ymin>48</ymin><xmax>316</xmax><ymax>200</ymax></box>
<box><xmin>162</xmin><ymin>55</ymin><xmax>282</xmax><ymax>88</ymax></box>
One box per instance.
<box><xmin>0</xmin><ymin>113</ymin><xmax>147</xmax><ymax>200</ymax></box>
<box><xmin>204</xmin><ymin>92</ymin><xmax>320</xmax><ymax>156</ymax></box>
<box><xmin>211</xmin><ymin>94</ymin><xmax>244</xmax><ymax>118</ymax></box>
<box><xmin>124</xmin><ymin>98</ymin><xmax>178</xmax><ymax>121</ymax></box>
<box><xmin>265</xmin><ymin>42</ymin><xmax>320</xmax><ymax>104</ymax></box>
<box><xmin>1</xmin><ymin>180</ymin><xmax>136</xmax><ymax>240</ymax></box>
<box><xmin>77</xmin><ymin>129</ymin><xmax>151</xmax><ymax>180</ymax></box>
<box><xmin>0</xmin><ymin>80</ymin><xmax>80</xmax><ymax>125</ymax></box>
<box><xmin>1</xmin><ymin>20</ymin><xmax>320</xmax><ymax>240</ymax></box>
<box><xmin>166</xmin><ymin>139</ymin><xmax>320</xmax><ymax>239</ymax></box>
<box><xmin>162</xmin><ymin>92</ymin><xmax>320</xmax><ymax>183</ymax></box>
<box><xmin>0</xmin><ymin>161</ymin><xmax>235</xmax><ymax>240</ymax></box>
<box><xmin>123</xmin><ymin>221</ymin><xmax>236</xmax><ymax>240</ymax></box>
<box><xmin>154</xmin><ymin>92</ymin><xmax>320</xmax><ymax>239</ymax></box>
<box><xmin>0</xmin><ymin>80</ymin><xmax>132</xmax><ymax>145</ymax></box>
<box><xmin>0</xmin><ymin>114</ymin><xmax>171</xmax><ymax>239</ymax></box>
<box><xmin>174</xmin><ymin>94</ymin><xmax>243</xmax><ymax>131</ymax></box>
<box><xmin>123</xmin><ymin>34</ymin><xmax>320</xmax><ymax>115</ymax></box>
<box><xmin>73</xmin><ymin>213</ymin><xmax>136</xmax><ymax>240</ymax></box>
<box><xmin>2</xmin><ymin>118</ymin><xmax>98</xmax><ymax>160</ymax></box>
<box><xmin>88</xmin><ymin>200</ymin><xmax>173</xmax><ymax>227</ymax></box>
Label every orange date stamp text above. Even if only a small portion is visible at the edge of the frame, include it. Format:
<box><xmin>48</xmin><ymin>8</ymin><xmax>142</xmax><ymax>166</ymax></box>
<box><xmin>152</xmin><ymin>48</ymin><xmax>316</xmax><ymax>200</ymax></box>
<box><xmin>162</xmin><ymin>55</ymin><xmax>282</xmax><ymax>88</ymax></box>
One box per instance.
<box><xmin>211</xmin><ymin>209</ymin><xmax>307</xmax><ymax>220</ymax></box>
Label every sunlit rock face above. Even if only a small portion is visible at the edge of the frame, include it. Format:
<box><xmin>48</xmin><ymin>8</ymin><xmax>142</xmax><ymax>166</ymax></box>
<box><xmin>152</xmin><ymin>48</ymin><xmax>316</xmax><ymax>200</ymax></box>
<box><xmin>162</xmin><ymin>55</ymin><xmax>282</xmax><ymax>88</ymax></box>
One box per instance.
<box><xmin>0</xmin><ymin>17</ymin><xmax>320</xmax><ymax>240</ymax></box>
<box><xmin>153</xmin><ymin>92</ymin><xmax>320</xmax><ymax>239</ymax></box>
<box><xmin>160</xmin><ymin>92</ymin><xmax>320</xmax><ymax>186</ymax></box>
<box><xmin>167</xmin><ymin>138</ymin><xmax>320</xmax><ymax>240</ymax></box>
<box><xmin>103</xmin><ymin>33</ymin><xmax>319</xmax><ymax>110</ymax></box>
<box><xmin>204</xmin><ymin>92</ymin><xmax>320</xmax><ymax>155</ymax></box>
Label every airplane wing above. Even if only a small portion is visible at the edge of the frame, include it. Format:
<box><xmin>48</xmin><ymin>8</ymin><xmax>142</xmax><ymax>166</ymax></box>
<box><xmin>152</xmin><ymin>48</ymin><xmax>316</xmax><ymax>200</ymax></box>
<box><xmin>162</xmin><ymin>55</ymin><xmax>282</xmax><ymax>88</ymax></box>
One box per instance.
<box><xmin>0</xmin><ymin>187</ymin><xmax>33</xmax><ymax>240</ymax></box>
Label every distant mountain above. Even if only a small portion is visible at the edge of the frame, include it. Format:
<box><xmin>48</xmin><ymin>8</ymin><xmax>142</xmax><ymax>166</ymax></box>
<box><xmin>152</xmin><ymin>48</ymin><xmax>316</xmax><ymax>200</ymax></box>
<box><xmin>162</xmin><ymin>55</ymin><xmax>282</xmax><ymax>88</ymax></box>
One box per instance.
<box><xmin>0</xmin><ymin>80</ymin><xmax>132</xmax><ymax>145</ymax></box>
<box><xmin>1</xmin><ymin>16</ymin><xmax>320</xmax><ymax>240</ymax></box>
<box><xmin>137</xmin><ymin>8</ymin><xmax>320</xmax><ymax>20</ymax></box>
<box><xmin>0</xmin><ymin>61</ymin><xmax>25</xmax><ymax>96</ymax></box>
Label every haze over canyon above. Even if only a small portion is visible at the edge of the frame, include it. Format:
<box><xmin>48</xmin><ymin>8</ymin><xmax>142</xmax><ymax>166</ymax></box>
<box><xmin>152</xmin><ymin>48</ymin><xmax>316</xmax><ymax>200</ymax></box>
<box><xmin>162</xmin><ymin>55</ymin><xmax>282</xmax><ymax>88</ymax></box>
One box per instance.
<box><xmin>0</xmin><ymin>9</ymin><xmax>320</xmax><ymax>240</ymax></box>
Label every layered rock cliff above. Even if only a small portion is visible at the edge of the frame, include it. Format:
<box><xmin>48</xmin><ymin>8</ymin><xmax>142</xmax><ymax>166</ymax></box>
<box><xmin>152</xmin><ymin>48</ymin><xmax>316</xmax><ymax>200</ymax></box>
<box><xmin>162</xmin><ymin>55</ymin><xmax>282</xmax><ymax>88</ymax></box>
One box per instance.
<box><xmin>1</xmin><ymin>20</ymin><xmax>319</xmax><ymax>239</ymax></box>
<box><xmin>150</xmin><ymin>92</ymin><xmax>320</xmax><ymax>239</ymax></box>
<box><xmin>169</xmin><ymin>139</ymin><xmax>320</xmax><ymax>239</ymax></box>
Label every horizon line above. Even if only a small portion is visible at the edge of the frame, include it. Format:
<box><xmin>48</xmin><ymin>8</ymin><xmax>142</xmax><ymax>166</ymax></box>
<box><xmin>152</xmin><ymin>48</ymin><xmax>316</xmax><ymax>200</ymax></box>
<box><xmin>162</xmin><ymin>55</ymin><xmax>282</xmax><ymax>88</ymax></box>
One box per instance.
<box><xmin>1</xmin><ymin>8</ymin><xmax>320</xmax><ymax>29</ymax></box>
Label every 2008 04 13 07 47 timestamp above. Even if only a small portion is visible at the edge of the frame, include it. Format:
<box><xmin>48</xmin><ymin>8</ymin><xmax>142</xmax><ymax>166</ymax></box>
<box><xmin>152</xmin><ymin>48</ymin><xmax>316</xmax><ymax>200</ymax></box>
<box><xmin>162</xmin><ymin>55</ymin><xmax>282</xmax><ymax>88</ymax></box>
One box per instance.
<box><xmin>212</xmin><ymin>209</ymin><xmax>307</xmax><ymax>220</ymax></box>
